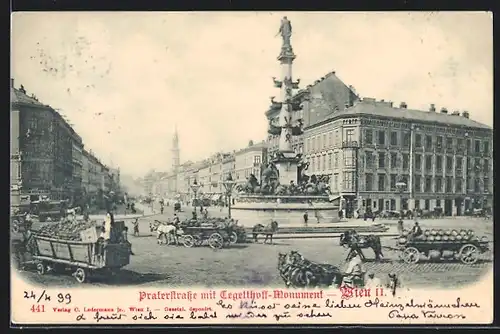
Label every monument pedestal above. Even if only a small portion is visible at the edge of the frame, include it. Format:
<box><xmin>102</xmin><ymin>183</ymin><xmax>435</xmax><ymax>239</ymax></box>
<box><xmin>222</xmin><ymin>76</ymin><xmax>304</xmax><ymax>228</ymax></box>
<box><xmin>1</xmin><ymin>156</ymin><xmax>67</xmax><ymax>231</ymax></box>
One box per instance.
<box><xmin>274</xmin><ymin>152</ymin><xmax>299</xmax><ymax>185</ymax></box>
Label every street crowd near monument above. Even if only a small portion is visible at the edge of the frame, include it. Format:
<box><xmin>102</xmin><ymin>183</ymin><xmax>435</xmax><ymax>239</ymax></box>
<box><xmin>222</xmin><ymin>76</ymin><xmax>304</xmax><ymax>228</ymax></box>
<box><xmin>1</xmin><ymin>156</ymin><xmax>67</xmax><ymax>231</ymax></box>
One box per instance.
<box><xmin>11</xmin><ymin>17</ymin><xmax>493</xmax><ymax>289</ymax></box>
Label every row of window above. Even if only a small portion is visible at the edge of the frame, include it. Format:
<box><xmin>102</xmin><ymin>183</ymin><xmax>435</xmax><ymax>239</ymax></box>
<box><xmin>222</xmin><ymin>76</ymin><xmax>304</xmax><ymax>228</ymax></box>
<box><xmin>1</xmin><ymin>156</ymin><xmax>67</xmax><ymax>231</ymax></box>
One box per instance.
<box><xmin>365</xmin><ymin>152</ymin><xmax>490</xmax><ymax>173</ymax></box>
<box><xmin>364</xmin><ymin>173</ymin><xmax>490</xmax><ymax>193</ymax></box>
<box><xmin>305</xmin><ymin>129</ymin><xmax>355</xmax><ymax>153</ymax></box>
<box><xmin>364</xmin><ymin>129</ymin><xmax>490</xmax><ymax>153</ymax></box>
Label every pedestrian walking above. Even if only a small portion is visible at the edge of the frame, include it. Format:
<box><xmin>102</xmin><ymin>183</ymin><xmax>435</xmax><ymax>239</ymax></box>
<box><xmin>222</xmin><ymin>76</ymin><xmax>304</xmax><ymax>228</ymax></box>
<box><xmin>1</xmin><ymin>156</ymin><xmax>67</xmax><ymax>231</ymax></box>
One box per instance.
<box><xmin>397</xmin><ymin>219</ymin><xmax>404</xmax><ymax>235</ymax></box>
<box><xmin>133</xmin><ymin>218</ymin><xmax>140</xmax><ymax>237</ymax></box>
<box><xmin>303</xmin><ymin>211</ymin><xmax>308</xmax><ymax>226</ymax></box>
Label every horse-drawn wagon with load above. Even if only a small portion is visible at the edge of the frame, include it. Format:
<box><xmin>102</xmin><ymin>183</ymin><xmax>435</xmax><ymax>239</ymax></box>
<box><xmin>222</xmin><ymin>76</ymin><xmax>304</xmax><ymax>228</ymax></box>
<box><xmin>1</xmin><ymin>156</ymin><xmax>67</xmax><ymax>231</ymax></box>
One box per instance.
<box><xmin>27</xmin><ymin>218</ymin><xmax>132</xmax><ymax>283</ymax></box>
<box><xmin>154</xmin><ymin>218</ymin><xmax>246</xmax><ymax>249</ymax></box>
<box><xmin>398</xmin><ymin>228</ymin><xmax>490</xmax><ymax>265</ymax></box>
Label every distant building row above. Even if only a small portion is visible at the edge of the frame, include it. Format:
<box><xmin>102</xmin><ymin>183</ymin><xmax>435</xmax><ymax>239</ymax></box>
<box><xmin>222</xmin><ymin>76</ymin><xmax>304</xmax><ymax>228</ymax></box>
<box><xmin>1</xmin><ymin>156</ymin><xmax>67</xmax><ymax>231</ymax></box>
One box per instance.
<box><xmin>10</xmin><ymin>79</ymin><xmax>120</xmax><ymax>207</ymax></box>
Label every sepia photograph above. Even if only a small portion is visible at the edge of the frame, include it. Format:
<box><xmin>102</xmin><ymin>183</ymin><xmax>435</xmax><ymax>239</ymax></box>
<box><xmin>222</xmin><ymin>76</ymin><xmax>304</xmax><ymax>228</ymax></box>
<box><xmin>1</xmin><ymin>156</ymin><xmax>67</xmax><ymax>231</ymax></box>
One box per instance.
<box><xmin>10</xmin><ymin>11</ymin><xmax>493</xmax><ymax>301</ymax></box>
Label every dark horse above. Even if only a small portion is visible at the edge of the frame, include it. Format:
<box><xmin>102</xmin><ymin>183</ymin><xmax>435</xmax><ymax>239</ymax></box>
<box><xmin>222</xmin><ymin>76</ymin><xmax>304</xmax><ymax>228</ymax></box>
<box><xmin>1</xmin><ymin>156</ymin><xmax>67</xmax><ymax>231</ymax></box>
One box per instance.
<box><xmin>339</xmin><ymin>229</ymin><xmax>384</xmax><ymax>262</ymax></box>
<box><xmin>277</xmin><ymin>251</ymin><xmax>343</xmax><ymax>288</ymax></box>
<box><xmin>252</xmin><ymin>221</ymin><xmax>279</xmax><ymax>244</ymax></box>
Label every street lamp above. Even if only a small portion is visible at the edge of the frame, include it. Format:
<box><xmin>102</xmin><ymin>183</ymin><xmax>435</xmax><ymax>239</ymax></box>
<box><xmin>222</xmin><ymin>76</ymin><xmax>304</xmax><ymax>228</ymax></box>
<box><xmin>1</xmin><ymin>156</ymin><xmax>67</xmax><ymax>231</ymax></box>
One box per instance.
<box><xmin>190</xmin><ymin>179</ymin><xmax>201</xmax><ymax>206</ymax></box>
<box><xmin>395</xmin><ymin>180</ymin><xmax>406</xmax><ymax>215</ymax></box>
<box><xmin>222</xmin><ymin>174</ymin><xmax>236</xmax><ymax>218</ymax></box>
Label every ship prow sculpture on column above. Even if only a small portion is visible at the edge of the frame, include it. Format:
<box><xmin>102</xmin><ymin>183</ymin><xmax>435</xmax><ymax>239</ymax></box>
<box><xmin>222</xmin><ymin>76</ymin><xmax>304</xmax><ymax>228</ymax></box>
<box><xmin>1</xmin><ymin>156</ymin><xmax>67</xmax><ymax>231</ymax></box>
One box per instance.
<box><xmin>231</xmin><ymin>17</ymin><xmax>342</xmax><ymax>227</ymax></box>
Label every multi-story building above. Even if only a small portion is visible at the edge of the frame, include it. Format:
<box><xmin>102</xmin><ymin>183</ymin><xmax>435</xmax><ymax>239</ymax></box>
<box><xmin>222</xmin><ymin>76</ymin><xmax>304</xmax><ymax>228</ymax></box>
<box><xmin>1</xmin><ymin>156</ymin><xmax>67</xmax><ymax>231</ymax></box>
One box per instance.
<box><xmin>303</xmin><ymin>97</ymin><xmax>493</xmax><ymax>216</ymax></box>
<box><xmin>10</xmin><ymin>79</ymin><xmax>85</xmax><ymax>204</ymax></box>
<box><xmin>234</xmin><ymin>141</ymin><xmax>268</xmax><ymax>185</ymax></box>
<box><xmin>266</xmin><ymin>71</ymin><xmax>359</xmax><ymax>161</ymax></box>
<box><xmin>71</xmin><ymin>137</ymin><xmax>84</xmax><ymax>204</ymax></box>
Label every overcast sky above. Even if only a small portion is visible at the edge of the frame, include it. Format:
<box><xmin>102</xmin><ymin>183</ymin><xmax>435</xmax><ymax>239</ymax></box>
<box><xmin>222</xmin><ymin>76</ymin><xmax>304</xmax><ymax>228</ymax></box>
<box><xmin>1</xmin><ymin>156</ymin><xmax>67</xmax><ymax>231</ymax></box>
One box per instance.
<box><xmin>11</xmin><ymin>12</ymin><xmax>492</xmax><ymax>178</ymax></box>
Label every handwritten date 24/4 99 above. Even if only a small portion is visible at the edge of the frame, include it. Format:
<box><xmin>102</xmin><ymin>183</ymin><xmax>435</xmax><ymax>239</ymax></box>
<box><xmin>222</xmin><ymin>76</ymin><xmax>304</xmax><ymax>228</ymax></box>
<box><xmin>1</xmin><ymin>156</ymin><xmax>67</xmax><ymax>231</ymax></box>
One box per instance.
<box><xmin>24</xmin><ymin>290</ymin><xmax>72</xmax><ymax>305</ymax></box>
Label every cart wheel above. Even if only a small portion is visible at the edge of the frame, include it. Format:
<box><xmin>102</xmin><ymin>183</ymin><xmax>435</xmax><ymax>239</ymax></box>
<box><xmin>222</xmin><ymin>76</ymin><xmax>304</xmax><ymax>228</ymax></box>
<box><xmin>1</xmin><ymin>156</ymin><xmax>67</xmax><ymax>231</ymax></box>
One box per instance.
<box><xmin>12</xmin><ymin>220</ymin><xmax>20</xmax><ymax>233</ymax></box>
<box><xmin>459</xmin><ymin>244</ymin><xmax>479</xmax><ymax>265</ymax></box>
<box><xmin>402</xmin><ymin>247</ymin><xmax>420</xmax><ymax>264</ymax></box>
<box><xmin>183</xmin><ymin>235</ymin><xmax>195</xmax><ymax>248</ymax></box>
<box><xmin>229</xmin><ymin>232</ymin><xmax>238</xmax><ymax>245</ymax></box>
<box><xmin>208</xmin><ymin>233</ymin><xmax>224</xmax><ymax>249</ymax></box>
<box><xmin>36</xmin><ymin>263</ymin><xmax>46</xmax><ymax>275</ymax></box>
<box><xmin>74</xmin><ymin>268</ymin><xmax>87</xmax><ymax>283</ymax></box>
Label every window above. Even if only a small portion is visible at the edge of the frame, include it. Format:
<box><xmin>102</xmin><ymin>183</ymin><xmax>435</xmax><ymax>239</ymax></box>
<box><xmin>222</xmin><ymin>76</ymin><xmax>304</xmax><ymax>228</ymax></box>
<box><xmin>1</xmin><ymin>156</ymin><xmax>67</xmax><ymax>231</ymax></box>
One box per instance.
<box><xmin>378</xmin><ymin>174</ymin><xmax>385</xmax><ymax>191</ymax></box>
<box><xmin>483</xmin><ymin>178</ymin><xmax>490</xmax><ymax>192</ymax></box>
<box><xmin>415</xmin><ymin>199</ymin><xmax>420</xmax><ymax>209</ymax></box>
<box><xmin>414</xmin><ymin>175</ymin><xmax>421</xmax><ymax>192</ymax></box>
<box><xmin>390</xmin><ymin>132</ymin><xmax>398</xmax><ymax>146</ymax></box>
<box><xmin>402</xmin><ymin>154</ymin><xmax>409</xmax><ymax>169</ymax></box>
<box><xmin>456</xmin><ymin>157</ymin><xmax>463</xmax><ymax>170</ymax></box>
<box><xmin>466</xmin><ymin>139</ymin><xmax>471</xmax><ymax>153</ymax></box>
<box><xmin>378</xmin><ymin>152</ymin><xmax>385</xmax><ymax>168</ymax></box>
<box><xmin>328</xmin><ymin>153</ymin><xmax>332</xmax><ymax>169</ymax></box>
<box><xmin>484</xmin><ymin>141</ymin><xmax>490</xmax><ymax>153</ymax></box>
<box><xmin>436</xmin><ymin>199</ymin><xmax>441</xmax><ymax>207</ymax></box>
<box><xmin>446</xmin><ymin>177</ymin><xmax>453</xmax><ymax>192</ymax></box>
<box><xmin>435</xmin><ymin>176</ymin><xmax>443</xmax><ymax>192</ymax></box>
<box><xmin>335</xmin><ymin>131</ymin><xmax>339</xmax><ymax>146</ymax></box>
<box><xmin>390</xmin><ymin>199</ymin><xmax>396</xmax><ymax>211</ymax></box>
<box><xmin>318</xmin><ymin>156</ymin><xmax>322</xmax><ymax>170</ymax></box>
<box><xmin>318</xmin><ymin>136</ymin><xmax>322</xmax><ymax>150</ymax></box>
<box><xmin>254</xmin><ymin>156</ymin><xmax>261</xmax><ymax>164</ymax></box>
<box><xmin>343</xmin><ymin>172</ymin><xmax>354</xmax><ymax>191</ymax></box>
<box><xmin>483</xmin><ymin>159</ymin><xmax>489</xmax><ymax>173</ymax></box>
<box><xmin>436</xmin><ymin>136</ymin><xmax>443</xmax><ymax>149</ymax></box>
<box><xmin>436</xmin><ymin>155</ymin><xmax>443</xmax><ymax>172</ymax></box>
<box><xmin>323</xmin><ymin>155</ymin><xmax>327</xmax><ymax>171</ymax></box>
<box><xmin>415</xmin><ymin>134</ymin><xmax>422</xmax><ymax>147</ymax></box>
<box><xmin>446</xmin><ymin>156</ymin><xmax>453</xmax><ymax>172</ymax></box>
<box><xmin>475</xmin><ymin>140</ymin><xmax>481</xmax><ymax>153</ymax></box>
<box><xmin>425</xmin><ymin>155</ymin><xmax>432</xmax><ymax>172</ymax></box>
<box><xmin>403</xmin><ymin>133</ymin><xmax>410</xmax><ymax>147</ymax></box>
<box><xmin>390</xmin><ymin>153</ymin><xmax>398</xmax><ymax>169</ymax></box>
<box><xmin>425</xmin><ymin>135</ymin><xmax>433</xmax><ymax>150</ymax></box>
<box><xmin>311</xmin><ymin>157</ymin><xmax>315</xmax><ymax>171</ymax></box>
<box><xmin>323</xmin><ymin>134</ymin><xmax>327</xmax><ymax>149</ymax></box>
<box><xmin>415</xmin><ymin>154</ymin><xmax>421</xmax><ymax>170</ymax></box>
<box><xmin>365</xmin><ymin>173</ymin><xmax>373</xmax><ymax>191</ymax></box>
<box><xmin>457</xmin><ymin>138</ymin><xmax>464</xmax><ymax>149</ymax></box>
<box><xmin>425</xmin><ymin>176</ymin><xmax>432</xmax><ymax>192</ymax></box>
<box><xmin>455</xmin><ymin>179</ymin><xmax>463</xmax><ymax>193</ymax></box>
<box><xmin>328</xmin><ymin>132</ymin><xmax>332</xmax><ymax>147</ymax></box>
<box><xmin>378</xmin><ymin>131</ymin><xmax>385</xmax><ymax>145</ymax></box>
<box><xmin>345</xmin><ymin>129</ymin><xmax>354</xmax><ymax>143</ymax></box>
<box><xmin>446</xmin><ymin>137</ymin><xmax>453</xmax><ymax>149</ymax></box>
<box><xmin>364</xmin><ymin>130</ymin><xmax>373</xmax><ymax>144</ymax></box>
<box><xmin>474</xmin><ymin>158</ymin><xmax>481</xmax><ymax>172</ymax></box>
<box><xmin>365</xmin><ymin>152</ymin><xmax>373</xmax><ymax>168</ymax></box>
<box><xmin>474</xmin><ymin>178</ymin><xmax>480</xmax><ymax>192</ymax></box>
<box><xmin>334</xmin><ymin>152</ymin><xmax>339</xmax><ymax>168</ymax></box>
<box><xmin>344</xmin><ymin>150</ymin><xmax>355</xmax><ymax>167</ymax></box>
<box><xmin>390</xmin><ymin>174</ymin><xmax>396</xmax><ymax>190</ymax></box>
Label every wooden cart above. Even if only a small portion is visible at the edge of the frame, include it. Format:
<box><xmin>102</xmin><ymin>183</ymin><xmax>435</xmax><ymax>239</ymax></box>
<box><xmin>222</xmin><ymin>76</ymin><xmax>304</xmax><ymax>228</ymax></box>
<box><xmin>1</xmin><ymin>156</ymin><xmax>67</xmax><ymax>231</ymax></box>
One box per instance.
<box><xmin>398</xmin><ymin>229</ymin><xmax>490</xmax><ymax>265</ymax></box>
<box><xmin>181</xmin><ymin>226</ymin><xmax>233</xmax><ymax>249</ymax></box>
<box><xmin>30</xmin><ymin>228</ymin><xmax>131</xmax><ymax>283</ymax></box>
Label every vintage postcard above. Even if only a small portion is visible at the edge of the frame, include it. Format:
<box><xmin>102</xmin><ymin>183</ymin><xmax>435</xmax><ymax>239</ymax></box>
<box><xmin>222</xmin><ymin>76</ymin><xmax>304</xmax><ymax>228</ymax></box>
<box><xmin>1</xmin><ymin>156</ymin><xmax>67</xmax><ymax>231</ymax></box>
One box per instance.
<box><xmin>10</xmin><ymin>11</ymin><xmax>493</xmax><ymax>325</ymax></box>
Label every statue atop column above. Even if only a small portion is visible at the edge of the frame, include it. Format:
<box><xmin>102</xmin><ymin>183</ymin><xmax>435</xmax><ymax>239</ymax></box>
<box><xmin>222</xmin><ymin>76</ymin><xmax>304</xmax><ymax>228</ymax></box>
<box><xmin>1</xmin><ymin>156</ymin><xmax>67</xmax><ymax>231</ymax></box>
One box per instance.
<box><xmin>277</xmin><ymin>16</ymin><xmax>292</xmax><ymax>48</ymax></box>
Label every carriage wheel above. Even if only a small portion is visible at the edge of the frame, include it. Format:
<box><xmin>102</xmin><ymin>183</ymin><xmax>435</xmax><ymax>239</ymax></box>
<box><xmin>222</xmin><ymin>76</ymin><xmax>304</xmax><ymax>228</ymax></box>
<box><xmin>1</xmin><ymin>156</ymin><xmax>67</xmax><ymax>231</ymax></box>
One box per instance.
<box><xmin>229</xmin><ymin>232</ymin><xmax>238</xmax><ymax>244</ymax></box>
<box><xmin>12</xmin><ymin>221</ymin><xmax>20</xmax><ymax>233</ymax></box>
<box><xmin>74</xmin><ymin>268</ymin><xmax>87</xmax><ymax>283</ymax></box>
<box><xmin>36</xmin><ymin>263</ymin><xmax>46</xmax><ymax>275</ymax></box>
<box><xmin>183</xmin><ymin>235</ymin><xmax>195</xmax><ymax>248</ymax></box>
<box><xmin>459</xmin><ymin>244</ymin><xmax>479</xmax><ymax>265</ymax></box>
<box><xmin>208</xmin><ymin>233</ymin><xmax>224</xmax><ymax>249</ymax></box>
<box><xmin>401</xmin><ymin>247</ymin><xmax>420</xmax><ymax>264</ymax></box>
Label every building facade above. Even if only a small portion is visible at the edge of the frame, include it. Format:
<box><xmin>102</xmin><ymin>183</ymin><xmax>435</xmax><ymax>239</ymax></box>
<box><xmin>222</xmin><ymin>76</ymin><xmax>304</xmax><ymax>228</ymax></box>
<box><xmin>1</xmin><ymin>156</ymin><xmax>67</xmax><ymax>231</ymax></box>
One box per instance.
<box><xmin>234</xmin><ymin>141</ymin><xmax>268</xmax><ymax>185</ymax></box>
<box><xmin>303</xmin><ymin>98</ymin><xmax>493</xmax><ymax>216</ymax></box>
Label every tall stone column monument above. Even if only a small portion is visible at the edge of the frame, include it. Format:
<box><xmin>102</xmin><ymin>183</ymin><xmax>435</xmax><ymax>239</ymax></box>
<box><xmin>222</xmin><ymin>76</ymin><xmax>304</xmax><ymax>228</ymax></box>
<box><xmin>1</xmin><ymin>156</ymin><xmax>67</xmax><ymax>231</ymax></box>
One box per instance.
<box><xmin>273</xmin><ymin>16</ymin><xmax>302</xmax><ymax>184</ymax></box>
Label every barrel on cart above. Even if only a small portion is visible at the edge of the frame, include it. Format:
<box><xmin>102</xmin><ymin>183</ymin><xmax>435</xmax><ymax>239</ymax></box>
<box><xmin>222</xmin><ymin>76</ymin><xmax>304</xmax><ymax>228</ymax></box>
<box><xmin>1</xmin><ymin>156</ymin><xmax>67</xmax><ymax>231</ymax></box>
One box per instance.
<box><xmin>398</xmin><ymin>228</ymin><xmax>490</xmax><ymax>265</ymax></box>
<box><xmin>30</xmin><ymin>220</ymin><xmax>131</xmax><ymax>283</ymax></box>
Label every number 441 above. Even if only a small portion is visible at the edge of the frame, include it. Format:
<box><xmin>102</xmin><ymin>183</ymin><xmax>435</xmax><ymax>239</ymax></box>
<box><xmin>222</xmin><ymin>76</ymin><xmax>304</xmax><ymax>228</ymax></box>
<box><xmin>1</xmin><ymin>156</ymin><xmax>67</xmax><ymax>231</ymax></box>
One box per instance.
<box><xmin>31</xmin><ymin>305</ymin><xmax>45</xmax><ymax>313</ymax></box>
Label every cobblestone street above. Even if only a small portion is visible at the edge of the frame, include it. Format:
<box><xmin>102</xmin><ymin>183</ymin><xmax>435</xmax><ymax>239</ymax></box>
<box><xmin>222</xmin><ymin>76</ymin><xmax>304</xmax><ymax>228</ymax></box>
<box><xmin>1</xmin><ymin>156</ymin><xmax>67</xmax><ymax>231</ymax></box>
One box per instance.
<box><xmin>18</xmin><ymin>210</ymin><xmax>493</xmax><ymax>289</ymax></box>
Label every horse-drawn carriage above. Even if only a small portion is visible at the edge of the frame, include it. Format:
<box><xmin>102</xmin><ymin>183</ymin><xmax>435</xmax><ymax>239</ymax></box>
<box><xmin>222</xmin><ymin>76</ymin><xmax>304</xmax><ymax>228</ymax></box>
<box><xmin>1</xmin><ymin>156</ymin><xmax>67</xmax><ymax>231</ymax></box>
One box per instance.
<box><xmin>398</xmin><ymin>229</ymin><xmax>490</xmax><ymax>265</ymax></box>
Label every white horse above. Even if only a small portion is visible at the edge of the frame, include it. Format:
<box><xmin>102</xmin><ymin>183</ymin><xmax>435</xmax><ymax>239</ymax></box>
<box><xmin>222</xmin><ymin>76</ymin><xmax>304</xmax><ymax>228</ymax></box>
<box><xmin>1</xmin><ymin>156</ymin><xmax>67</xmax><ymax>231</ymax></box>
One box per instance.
<box><xmin>157</xmin><ymin>224</ymin><xmax>179</xmax><ymax>245</ymax></box>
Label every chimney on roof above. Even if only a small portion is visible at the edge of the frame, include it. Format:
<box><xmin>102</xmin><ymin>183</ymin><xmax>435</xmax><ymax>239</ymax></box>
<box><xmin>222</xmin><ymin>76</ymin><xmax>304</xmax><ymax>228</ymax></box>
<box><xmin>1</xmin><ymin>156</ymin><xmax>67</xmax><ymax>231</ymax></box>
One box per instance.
<box><xmin>462</xmin><ymin>111</ymin><xmax>470</xmax><ymax>119</ymax></box>
<box><xmin>440</xmin><ymin>107</ymin><xmax>448</xmax><ymax>114</ymax></box>
<box><xmin>429</xmin><ymin>104</ymin><xmax>436</xmax><ymax>112</ymax></box>
<box><xmin>399</xmin><ymin>102</ymin><xmax>407</xmax><ymax>109</ymax></box>
<box><xmin>451</xmin><ymin>110</ymin><xmax>460</xmax><ymax>116</ymax></box>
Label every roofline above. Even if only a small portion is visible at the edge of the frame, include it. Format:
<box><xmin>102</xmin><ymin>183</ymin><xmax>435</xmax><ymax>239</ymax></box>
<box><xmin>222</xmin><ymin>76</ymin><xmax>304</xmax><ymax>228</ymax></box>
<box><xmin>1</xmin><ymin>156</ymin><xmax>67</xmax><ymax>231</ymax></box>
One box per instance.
<box><xmin>304</xmin><ymin>111</ymin><xmax>492</xmax><ymax>133</ymax></box>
